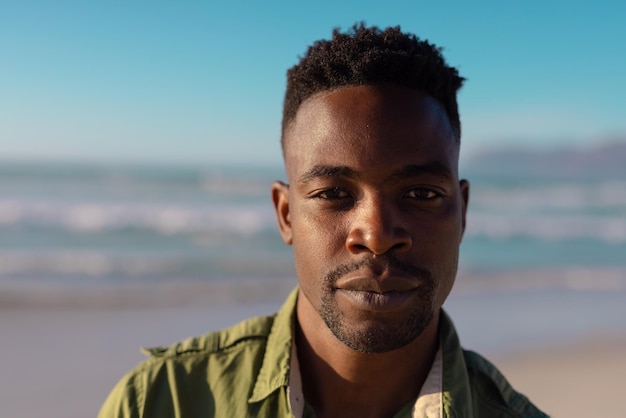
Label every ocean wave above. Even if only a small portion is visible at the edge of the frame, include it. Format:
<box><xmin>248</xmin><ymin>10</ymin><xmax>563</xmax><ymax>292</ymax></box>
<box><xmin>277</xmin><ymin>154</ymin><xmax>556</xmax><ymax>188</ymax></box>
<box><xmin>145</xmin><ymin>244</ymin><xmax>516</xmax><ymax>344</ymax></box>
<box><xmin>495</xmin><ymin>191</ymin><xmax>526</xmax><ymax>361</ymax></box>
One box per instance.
<box><xmin>0</xmin><ymin>199</ymin><xmax>275</xmax><ymax>235</ymax></box>
<box><xmin>0</xmin><ymin>164</ymin><xmax>280</xmax><ymax>200</ymax></box>
<box><xmin>470</xmin><ymin>180</ymin><xmax>626</xmax><ymax>211</ymax></box>
<box><xmin>466</xmin><ymin>213</ymin><xmax>626</xmax><ymax>243</ymax></box>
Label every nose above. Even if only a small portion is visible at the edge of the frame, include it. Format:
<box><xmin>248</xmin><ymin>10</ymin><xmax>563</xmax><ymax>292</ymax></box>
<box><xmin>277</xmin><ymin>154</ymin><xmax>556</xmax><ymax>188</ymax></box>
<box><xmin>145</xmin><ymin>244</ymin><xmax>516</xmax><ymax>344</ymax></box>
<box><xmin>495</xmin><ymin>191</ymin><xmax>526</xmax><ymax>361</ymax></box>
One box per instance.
<box><xmin>345</xmin><ymin>196</ymin><xmax>412</xmax><ymax>255</ymax></box>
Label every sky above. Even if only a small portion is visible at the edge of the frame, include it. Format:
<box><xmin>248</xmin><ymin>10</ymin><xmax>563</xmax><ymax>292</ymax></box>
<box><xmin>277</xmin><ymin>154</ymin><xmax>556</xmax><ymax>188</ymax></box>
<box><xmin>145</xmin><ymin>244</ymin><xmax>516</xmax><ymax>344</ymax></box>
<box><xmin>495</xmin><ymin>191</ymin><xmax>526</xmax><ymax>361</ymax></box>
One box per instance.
<box><xmin>1</xmin><ymin>1</ymin><xmax>625</xmax><ymax>166</ymax></box>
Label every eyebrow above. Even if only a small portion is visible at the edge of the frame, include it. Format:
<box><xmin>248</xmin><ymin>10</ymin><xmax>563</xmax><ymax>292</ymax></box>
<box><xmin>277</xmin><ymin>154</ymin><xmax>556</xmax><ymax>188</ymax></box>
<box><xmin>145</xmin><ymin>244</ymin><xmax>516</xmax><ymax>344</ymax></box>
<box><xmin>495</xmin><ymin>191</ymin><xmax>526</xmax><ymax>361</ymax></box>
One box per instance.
<box><xmin>298</xmin><ymin>165</ymin><xmax>358</xmax><ymax>185</ymax></box>
<box><xmin>298</xmin><ymin>161</ymin><xmax>454</xmax><ymax>185</ymax></box>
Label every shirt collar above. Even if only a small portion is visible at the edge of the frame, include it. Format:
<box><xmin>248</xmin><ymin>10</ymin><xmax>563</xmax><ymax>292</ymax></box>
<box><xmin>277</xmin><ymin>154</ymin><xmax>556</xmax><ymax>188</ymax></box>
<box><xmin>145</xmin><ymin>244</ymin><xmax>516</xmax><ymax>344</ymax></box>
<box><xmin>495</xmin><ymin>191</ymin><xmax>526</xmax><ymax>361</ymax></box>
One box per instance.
<box><xmin>440</xmin><ymin>309</ymin><xmax>475</xmax><ymax>417</ymax></box>
<box><xmin>248</xmin><ymin>287</ymin><xmax>298</xmax><ymax>403</ymax></box>
<box><xmin>248</xmin><ymin>289</ymin><xmax>474</xmax><ymax>418</ymax></box>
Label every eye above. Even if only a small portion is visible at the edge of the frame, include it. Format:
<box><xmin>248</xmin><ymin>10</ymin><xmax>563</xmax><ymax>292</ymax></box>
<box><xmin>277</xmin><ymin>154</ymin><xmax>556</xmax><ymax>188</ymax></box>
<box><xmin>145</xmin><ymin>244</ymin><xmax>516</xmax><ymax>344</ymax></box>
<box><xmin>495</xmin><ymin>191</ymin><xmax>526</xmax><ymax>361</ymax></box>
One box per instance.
<box><xmin>313</xmin><ymin>187</ymin><xmax>350</xmax><ymax>200</ymax></box>
<box><xmin>405</xmin><ymin>188</ymin><xmax>440</xmax><ymax>200</ymax></box>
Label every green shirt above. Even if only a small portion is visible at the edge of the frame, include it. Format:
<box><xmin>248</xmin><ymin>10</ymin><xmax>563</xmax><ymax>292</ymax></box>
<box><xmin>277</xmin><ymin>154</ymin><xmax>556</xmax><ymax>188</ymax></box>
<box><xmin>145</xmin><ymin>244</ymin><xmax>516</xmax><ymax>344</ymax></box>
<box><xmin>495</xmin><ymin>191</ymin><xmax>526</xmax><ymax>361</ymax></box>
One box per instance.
<box><xmin>99</xmin><ymin>288</ymin><xmax>548</xmax><ymax>417</ymax></box>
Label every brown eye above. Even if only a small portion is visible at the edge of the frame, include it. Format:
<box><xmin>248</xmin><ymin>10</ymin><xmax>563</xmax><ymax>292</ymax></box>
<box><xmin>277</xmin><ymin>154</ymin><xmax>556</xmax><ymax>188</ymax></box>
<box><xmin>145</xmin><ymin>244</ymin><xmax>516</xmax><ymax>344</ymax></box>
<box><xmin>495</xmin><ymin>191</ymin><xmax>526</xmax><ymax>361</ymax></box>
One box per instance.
<box><xmin>406</xmin><ymin>188</ymin><xmax>439</xmax><ymax>200</ymax></box>
<box><xmin>315</xmin><ymin>188</ymin><xmax>350</xmax><ymax>200</ymax></box>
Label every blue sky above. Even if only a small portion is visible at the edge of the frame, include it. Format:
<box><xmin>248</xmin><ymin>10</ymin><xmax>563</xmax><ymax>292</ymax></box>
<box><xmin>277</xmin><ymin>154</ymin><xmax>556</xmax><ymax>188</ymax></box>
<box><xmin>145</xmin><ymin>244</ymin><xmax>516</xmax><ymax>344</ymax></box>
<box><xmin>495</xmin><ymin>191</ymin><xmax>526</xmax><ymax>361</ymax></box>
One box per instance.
<box><xmin>1</xmin><ymin>1</ymin><xmax>625</xmax><ymax>165</ymax></box>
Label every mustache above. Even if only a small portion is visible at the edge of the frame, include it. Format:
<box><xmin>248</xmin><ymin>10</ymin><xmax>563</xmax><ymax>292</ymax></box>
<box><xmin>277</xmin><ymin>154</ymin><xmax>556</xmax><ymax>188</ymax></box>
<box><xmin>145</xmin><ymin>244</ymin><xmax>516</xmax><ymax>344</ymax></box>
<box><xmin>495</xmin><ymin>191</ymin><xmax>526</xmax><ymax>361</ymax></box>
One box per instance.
<box><xmin>323</xmin><ymin>255</ymin><xmax>432</xmax><ymax>286</ymax></box>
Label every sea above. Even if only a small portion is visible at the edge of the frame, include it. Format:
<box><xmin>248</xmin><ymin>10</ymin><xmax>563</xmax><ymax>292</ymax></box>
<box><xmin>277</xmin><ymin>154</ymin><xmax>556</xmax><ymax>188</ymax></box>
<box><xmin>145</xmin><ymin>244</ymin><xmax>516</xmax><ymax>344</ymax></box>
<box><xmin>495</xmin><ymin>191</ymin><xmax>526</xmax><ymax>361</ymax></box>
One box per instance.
<box><xmin>1</xmin><ymin>160</ymin><xmax>625</xmax><ymax>352</ymax></box>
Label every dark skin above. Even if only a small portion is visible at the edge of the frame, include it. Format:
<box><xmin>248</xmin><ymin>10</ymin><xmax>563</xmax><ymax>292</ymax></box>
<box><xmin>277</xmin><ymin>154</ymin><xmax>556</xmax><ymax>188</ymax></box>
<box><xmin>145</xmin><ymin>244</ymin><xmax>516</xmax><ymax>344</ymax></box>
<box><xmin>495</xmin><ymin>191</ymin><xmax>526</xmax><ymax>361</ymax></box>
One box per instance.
<box><xmin>272</xmin><ymin>84</ymin><xmax>469</xmax><ymax>418</ymax></box>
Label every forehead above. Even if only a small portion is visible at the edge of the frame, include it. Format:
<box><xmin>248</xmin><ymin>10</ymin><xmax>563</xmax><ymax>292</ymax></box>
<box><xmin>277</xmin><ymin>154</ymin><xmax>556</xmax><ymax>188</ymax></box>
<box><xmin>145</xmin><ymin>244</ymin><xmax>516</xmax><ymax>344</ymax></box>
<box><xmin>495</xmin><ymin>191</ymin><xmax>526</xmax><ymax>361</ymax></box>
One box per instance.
<box><xmin>283</xmin><ymin>84</ymin><xmax>459</xmax><ymax>181</ymax></box>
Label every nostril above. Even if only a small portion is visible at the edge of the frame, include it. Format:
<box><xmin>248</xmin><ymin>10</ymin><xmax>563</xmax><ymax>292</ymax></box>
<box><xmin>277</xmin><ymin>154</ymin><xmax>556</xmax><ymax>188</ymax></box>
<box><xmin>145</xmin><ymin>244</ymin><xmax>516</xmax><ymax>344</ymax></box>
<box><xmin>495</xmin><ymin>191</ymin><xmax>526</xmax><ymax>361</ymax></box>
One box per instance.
<box><xmin>391</xmin><ymin>242</ymin><xmax>408</xmax><ymax>251</ymax></box>
<box><xmin>351</xmin><ymin>243</ymin><xmax>369</xmax><ymax>252</ymax></box>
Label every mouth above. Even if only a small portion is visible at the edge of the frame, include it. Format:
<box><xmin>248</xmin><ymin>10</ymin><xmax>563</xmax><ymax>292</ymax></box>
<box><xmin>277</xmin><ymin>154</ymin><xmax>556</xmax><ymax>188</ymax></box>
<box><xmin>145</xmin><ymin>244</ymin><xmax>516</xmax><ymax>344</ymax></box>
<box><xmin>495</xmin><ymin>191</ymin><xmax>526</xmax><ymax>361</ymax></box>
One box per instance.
<box><xmin>326</xmin><ymin>257</ymin><xmax>432</xmax><ymax>313</ymax></box>
<box><xmin>335</xmin><ymin>287</ymin><xmax>421</xmax><ymax>313</ymax></box>
<box><xmin>333</xmin><ymin>268</ymin><xmax>427</xmax><ymax>313</ymax></box>
<box><xmin>334</xmin><ymin>265</ymin><xmax>426</xmax><ymax>293</ymax></box>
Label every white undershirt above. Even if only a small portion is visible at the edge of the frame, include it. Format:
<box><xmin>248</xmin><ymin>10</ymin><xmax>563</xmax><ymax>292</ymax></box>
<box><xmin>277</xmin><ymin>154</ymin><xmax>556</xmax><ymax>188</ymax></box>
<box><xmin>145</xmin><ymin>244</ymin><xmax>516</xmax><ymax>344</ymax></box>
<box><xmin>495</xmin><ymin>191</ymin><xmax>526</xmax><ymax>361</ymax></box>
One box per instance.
<box><xmin>287</xmin><ymin>341</ymin><xmax>443</xmax><ymax>418</ymax></box>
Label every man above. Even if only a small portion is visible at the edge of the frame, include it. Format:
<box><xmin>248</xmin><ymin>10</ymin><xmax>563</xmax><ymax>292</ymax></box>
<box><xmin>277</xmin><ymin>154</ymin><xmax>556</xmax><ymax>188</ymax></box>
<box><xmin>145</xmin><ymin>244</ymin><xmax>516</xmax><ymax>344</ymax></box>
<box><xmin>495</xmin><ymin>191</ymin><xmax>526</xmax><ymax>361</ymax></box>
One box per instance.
<box><xmin>100</xmin><ymin>24</ymin><xmax>547</xmax><ymax>417</ymax></box>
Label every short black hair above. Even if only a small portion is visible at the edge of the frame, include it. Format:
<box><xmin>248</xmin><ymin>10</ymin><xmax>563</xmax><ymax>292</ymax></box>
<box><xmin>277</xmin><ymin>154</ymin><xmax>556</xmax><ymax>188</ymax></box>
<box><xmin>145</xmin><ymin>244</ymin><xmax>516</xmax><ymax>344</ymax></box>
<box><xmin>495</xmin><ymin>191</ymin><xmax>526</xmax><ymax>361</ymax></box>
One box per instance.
<box><xmin>282</xmin><ymin>23</ymin><xmax>465</xmax><ymax>149</ymax></box>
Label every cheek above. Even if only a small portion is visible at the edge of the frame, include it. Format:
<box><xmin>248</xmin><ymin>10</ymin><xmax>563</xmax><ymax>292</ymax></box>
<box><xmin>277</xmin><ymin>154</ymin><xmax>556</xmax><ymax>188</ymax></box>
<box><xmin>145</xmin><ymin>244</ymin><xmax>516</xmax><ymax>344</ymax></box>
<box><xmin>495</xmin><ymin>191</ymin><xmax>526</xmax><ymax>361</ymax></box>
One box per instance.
<box><xmin>407</xmin><ymin>202</ymin><xmax>464</xmax><ymax>283</ymax></box>
<box><xmin>437</xmin><ymin>196</ymin><xmax>466</xmax><ymax>241</ymax></box>
<box><xmin>290</xmin><ymin>220</ymin><xmax>342</xmax><ymax>310</ymax></box>
<box><xmin>291</xmin><ymin>210</ymin><xmax>347</xmax><ymax>276</ymax></box>
<box><xmin>413</xmin><ymin>206</ymin><xmax>464</xmax><ymax>250</ymax></box>
<box><xmin>428</xmin><ymin>203</ymin><xmax>464</xmax><ymax>300</ymax></box>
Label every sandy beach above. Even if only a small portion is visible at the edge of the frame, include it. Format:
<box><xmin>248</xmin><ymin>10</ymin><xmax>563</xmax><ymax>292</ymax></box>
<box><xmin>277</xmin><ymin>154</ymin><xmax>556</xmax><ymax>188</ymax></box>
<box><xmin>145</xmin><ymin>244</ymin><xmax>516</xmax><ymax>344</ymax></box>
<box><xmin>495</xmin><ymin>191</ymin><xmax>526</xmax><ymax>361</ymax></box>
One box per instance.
<box><xmin>1</xmin><ymin>281</ymin><xmax>624</xmax><ymax>418</ymax></box>
<box><xmin>494</xmin><ymin>337</ymin><xmax>626</xmax><ymax>417</ymax></box>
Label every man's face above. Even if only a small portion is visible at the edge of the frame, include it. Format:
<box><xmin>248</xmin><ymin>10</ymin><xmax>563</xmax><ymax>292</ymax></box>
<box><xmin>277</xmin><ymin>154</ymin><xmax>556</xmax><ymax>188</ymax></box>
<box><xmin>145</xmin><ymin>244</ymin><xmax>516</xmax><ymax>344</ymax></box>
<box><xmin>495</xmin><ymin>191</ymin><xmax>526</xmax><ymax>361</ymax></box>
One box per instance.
<box><xmin>273</xmin><ymin>84</ymin><xmax>469</xmax><ymax>354</ymax></box>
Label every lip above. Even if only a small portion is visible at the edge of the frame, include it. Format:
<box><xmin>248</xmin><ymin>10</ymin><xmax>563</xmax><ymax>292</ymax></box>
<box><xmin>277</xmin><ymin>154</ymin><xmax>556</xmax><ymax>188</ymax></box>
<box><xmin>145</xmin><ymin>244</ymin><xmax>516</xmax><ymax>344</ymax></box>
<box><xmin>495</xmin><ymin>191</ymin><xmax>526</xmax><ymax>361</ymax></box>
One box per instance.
<box><xmin>335</xmin><ymin>269</ymin><xmax>423</xmax><ymax>293</ymax></box>
<box><xmin>333</xmin><ymin>267</ymin><xmax>425</xmax><ymax>312</ymax></box>
<box><xmin>336</xmin><ymin>288</ymin><xmax>420</xmax><ymax>313</ymax></box>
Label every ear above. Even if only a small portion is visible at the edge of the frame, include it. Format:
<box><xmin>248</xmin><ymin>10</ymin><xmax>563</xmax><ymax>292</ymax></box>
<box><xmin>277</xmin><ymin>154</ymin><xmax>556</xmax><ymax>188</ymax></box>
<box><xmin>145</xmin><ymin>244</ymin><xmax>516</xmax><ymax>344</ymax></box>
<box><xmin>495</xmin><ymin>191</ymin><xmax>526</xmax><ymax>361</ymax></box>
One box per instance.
<box><xmin>459</xmin><ymin>179</ymin><xmax>470</xmax><ymax>235</ymax></box>
<box><xmin>271</xmin><ymin>181</ymin><xmax>293</xmax><ymax>245</ymax></box>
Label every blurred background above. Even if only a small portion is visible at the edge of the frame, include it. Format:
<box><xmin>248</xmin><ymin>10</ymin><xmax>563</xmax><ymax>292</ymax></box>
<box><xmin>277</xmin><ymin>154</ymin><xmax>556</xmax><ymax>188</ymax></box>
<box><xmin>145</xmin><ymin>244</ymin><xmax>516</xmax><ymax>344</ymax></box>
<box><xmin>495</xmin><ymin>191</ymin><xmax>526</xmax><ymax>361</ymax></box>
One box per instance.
<box><xmin>1</xmin><ymin>1</ymin><xmax>625</xmax><ymax>417</ymax></box>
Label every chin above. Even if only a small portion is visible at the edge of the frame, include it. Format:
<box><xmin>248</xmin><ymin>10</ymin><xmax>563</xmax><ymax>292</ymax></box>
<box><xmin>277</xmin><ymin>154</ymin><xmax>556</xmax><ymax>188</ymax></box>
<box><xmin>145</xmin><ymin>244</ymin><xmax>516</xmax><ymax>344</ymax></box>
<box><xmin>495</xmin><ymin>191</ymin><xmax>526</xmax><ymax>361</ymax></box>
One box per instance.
<box><xmin>325</xmin><ymin>309</ymin><xmax>435</xmax><ymax>354</ymax></box>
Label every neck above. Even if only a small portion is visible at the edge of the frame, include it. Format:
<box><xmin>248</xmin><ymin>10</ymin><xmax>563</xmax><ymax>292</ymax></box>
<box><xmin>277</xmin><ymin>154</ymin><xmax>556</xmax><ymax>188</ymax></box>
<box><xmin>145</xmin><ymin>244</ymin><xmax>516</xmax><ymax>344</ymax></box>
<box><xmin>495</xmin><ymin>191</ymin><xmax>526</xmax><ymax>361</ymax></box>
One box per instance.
<box><xmin>295</xmin><ymin>289</ymin><xmax>440</xmax><ymax>418</ymax></box>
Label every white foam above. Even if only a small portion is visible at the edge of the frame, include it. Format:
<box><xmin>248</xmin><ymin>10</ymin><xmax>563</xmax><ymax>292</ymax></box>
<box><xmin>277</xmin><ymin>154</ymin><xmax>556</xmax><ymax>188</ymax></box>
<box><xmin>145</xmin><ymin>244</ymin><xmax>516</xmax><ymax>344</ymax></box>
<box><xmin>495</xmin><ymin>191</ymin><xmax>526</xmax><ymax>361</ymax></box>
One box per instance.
<box><xmin>467</xmin><ymin>212</ymin><xmax>626</xmax><ymax>243</ymax></box>
<box><xmin>0</xmin><ymin>198</ymin><xmax>274</xmax><ymax>235</ymax></box>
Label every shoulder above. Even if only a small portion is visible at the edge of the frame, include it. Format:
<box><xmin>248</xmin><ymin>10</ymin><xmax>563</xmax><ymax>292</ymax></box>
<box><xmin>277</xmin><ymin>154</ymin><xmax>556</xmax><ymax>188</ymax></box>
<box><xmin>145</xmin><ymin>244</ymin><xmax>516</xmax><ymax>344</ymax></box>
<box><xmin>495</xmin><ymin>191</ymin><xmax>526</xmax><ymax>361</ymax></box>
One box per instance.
<box><xmin>462</xmin><ymin>350</ymin><xmax>549</xmax><ymax>418</ymax></box>
<box><xmin>140</xmin><ymin>312</ymin><xmax>276</xmax><ymax>361</ymax></box>
<box><xmin>131</xmin><ymin>312</ymin><xmax>277</xmax><ymax>380</ymax></box>
<box><xmin>98</xmin><ymin>313</ymin><xmax>277</xmax><ymax>418</ymax></box>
